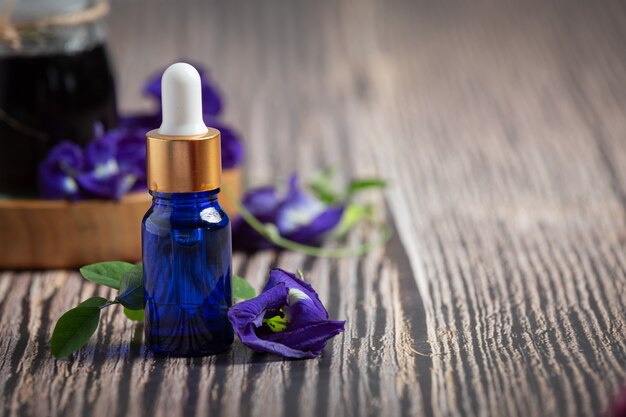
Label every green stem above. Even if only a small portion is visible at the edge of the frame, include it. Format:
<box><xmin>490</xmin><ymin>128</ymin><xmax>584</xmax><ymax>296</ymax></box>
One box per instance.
<box><xmin>222</xmin><ymin>186</ymin><xmax>392</xmax><ymax>258</ymax></box>
<box><xmin>100</xmin><ymin>300</ymin><xmax>119</xmax><ymax>309</ymax></box>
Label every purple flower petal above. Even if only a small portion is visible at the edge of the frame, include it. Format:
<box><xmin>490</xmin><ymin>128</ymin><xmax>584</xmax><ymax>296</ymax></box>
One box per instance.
<box><xmin>261</xmin><ymin>320</ymin><xmax>345</xmax><ymax>356</ymax></box>
<box><xmin>38</xmin><ymin>141</ymin><xmax>84</xmax><ymax>200</ymax></box>
<box><xmin>143</xmin><ymin>72</ymin><xmax>161</xmax><ymax>103</ymax></box>
<box><xmin>84</xmin><ymin>132</ymin><xmax>117</xmax><ymax>169</ymax></box>
<box><xmin>228</xmin><ymin>268</ymin><xmax>345</xmax><ymax>359</ymax></box>
<box><xmin>118</xmin><ymin>113</ymin><xmax>161</xmax><ymax>130</ymax></box>
<box><xmin>207</xmin><ymin>121</ymin><xmax>244</xmax><ymax>169</ymax></box>
<box><xmin>75</xmin><ymin>128</ymin><xmax>146</xmax><ymax>199</ymax></box>
<box><xmin>264</xmin><ymin>269</ymin><xmax>328</xmax><ymax>327</ymax></box>
<box><xmin>106</xmin><ymin>128</ymin><xmax>147</xmax><ymax>189</ymax></box>
<box><xmin>275</xmin><ymin>174</ymin><xmax>335</xmax><ymax>235</ymax></box>
<box><xmin>284</xmin><ymin>205</ymin><xmax>345</xmax><ymax>246</ymax></box>
<box><xmin>242</xmin><ymin>187</ymin><xmax>281</xmax><ymax>220</ymax></box>
<box><xmin>232</xmin><ymin>186</ymin><xmax>281</xmax><ymax>251</ymax></box>
<box><xmin>228</xmin><ymin>284</ymin><xmax>312</xmax><ymax>358</ymax></box>
<box><xmin>279</xmin><ymin>175</ymin><xmax>320</xmax><ymax>220</ymax></box>
<box><xmin>76</xmin><ymin>171</ymin><xmax>137</xmax><ymax>199</ymax></box>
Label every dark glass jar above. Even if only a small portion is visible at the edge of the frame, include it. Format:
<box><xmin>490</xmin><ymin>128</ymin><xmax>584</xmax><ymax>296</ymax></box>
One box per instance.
<box><xmin>0</xmin><ymin>0</ymin><xmax>116</xmax><ymax>196</ymax></box>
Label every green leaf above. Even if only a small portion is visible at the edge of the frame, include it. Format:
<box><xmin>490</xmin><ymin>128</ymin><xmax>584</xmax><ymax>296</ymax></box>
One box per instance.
<box><xmin>78</xmin><ymin>296</ymin><xmax>110</xmax><ymax>308</ymax></box>
<box><xmin>123</xmin><ymin>308</ymin><xmax>144</xmax><ymax>321</ymax></box>
<box><xmin>116</xmin><ymin>264</ymin><xmax>144</xmax><ymax>310</ymax></box>
<box><xmin>332</xmin><ymin>203</ymin><xmax>374</xmax><ymax>238</ymax></box>
<box><xmin>232</xmin><ymin>274</ymin><xmax>256</xmax><ymax>300</ymax></box>
<box><xmin>347</xmin><ymin>179</ymin><xmax>387</xmax><ymax>198</ymax></box>
<box><xmin>79</xmin><ymin>261</ymin><xmax>135</xmax><ymax>290</ymax></box>
<box><xmin>308</xmin><ymin>168</ymin><xmax>339</xmax><ymax>204</ymax></box>
<box><xmin>50</xmin><ymin>296</ymin><xmax>107</xmax><ymax>358</ymax></box>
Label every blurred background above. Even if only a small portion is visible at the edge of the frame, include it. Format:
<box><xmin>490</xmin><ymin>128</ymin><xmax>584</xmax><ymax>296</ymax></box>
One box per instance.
<box><xmin>1</xmin><ymin>0</ymin><xmax>626</xmax><ymax>265</ymax></box>
<box><xmin>105</xmin><ymin>0</ymin><xmax>626</xmax><ymax>191</ymax></box>
<box><xmin>3</xmin><ymin>0</ymin><xmax>626</xmax><ymax>192</ymax></box>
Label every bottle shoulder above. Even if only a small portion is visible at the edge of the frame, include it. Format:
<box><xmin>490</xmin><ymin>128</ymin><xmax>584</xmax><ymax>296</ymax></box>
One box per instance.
<box><xmin>142</xmin><ymin>199</ymin><xmax>230</xmax><ymax>234</ymax></box>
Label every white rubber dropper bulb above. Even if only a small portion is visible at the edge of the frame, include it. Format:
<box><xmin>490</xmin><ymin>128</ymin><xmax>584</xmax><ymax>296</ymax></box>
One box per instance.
<box><xmin>158</xmin><ymin>63</ymin><xmax>209</xmax><ymax>136</ymax></box>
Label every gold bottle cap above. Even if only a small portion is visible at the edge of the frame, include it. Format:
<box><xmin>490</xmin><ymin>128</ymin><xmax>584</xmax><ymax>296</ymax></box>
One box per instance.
<box><xmin>146</xmin><ymin>127</ymin><xmax>222</xmax><ymax>193</ymax></box>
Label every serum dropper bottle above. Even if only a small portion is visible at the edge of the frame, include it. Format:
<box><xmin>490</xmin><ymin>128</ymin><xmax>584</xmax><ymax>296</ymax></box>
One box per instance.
<box><xmin>142</xmin><ymin>63</ymin><xmax>233</xmax><ymax>356</ymax></box>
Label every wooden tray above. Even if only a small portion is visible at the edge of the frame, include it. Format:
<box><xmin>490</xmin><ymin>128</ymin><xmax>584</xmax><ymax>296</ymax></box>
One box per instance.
<box><xmin>0</xmin><ymin>168</ymin><xmax>242</xmax><ymax>269</ymax></box>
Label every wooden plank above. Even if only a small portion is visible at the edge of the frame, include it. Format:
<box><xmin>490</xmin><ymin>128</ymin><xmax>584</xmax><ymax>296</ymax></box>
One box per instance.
<box><xmin>0</xmin><ymin>1</ymin><xmax>625</xmax><ymax>416</ymax></box>
<box><xmin>0</xmin><ymin>229</ymin><xmax>425</xmax><ymax>417</ymax></box>
<box><xmin>354</xmin><ymin>1</ymin><xmax>626</xmax><ymax>416</ymax></box>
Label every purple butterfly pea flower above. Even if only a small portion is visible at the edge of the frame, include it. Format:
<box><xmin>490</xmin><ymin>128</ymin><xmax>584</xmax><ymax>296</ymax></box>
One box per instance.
<box><xmin>232</xmin><ymin>186</ymin><xmax>281</xmax><ymax>251</ymax></box>
<box><xmin>143</xmin><ymin>62</ymin><xmax>223</xmax><ymax>117</ymax></box>
<box><xmin>38</xmin><ymin>141</ymin><xmax>84</xmax><ymax>199</ymax></box>
<box><xmin>76</xmin><ymin>128</ymin><xmax>146</xmax><ymax>199</ymax></box>
<box><xmin>107</xmin><ymin>128</ymin><xmax>148</xmax><ymax>191</ymax></box>
<box><xmin>232</xmin><ymin>174</ymin><xmax>345</xmax><ymax>251</ymax></box>
<box><xmin>207</xmin><ymin>121</ymin><xmax>244</xmax><ymax>169</ymax></box>
<box><xmin>76</xmin><ymin>134</ymin><xmax>125</xmax><ymax>198</ymax></box>
<box><xmin>228</xmin><ymin>268</ymin><xmax>345</xmax><ymax>359</ymax></box>
<box><xmin>276</xmin><ymin>175</ymin><xmax>345</xmax><ymax>245</ymax></box>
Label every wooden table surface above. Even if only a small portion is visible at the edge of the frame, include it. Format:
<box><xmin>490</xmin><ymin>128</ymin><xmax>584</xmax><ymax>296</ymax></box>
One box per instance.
<box><xmin>2</xmin><ymin>1</ymin><xmax>626</xmax><ymax>416</ymax></box>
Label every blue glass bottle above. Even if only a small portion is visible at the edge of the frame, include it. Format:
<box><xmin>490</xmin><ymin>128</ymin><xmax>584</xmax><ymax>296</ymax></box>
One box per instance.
<box><xmin>142</xmin><ymin>189</ymin><xmax>233</xmax><ymax>356</ymax></box>
<box><xmin>142</xmin><ymin>62</ymin><xmax>233</xmax><ymax>356</ymax></box>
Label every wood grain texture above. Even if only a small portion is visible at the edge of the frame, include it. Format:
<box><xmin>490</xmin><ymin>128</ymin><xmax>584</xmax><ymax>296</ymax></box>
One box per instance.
<box><xmin>0</xmin><ymin>167</ymin><xmax>241</xmax><ymax>269</ymax></box>
<box><xmin>1</xmin><ymin>0</ymin><xmax>626</xmax><ymax>416</ymax></box>
<box><xmin>0</xmin><ymin>193</ymin><xmax>150</xmax><ymax>269</ymax></box>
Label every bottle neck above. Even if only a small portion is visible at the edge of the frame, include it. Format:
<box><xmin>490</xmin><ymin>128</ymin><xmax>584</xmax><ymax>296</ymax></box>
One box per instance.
<box><xmin>150</xmin><ymin>189</ymin><xmax>220</xmax><ymax>206</ymax></box>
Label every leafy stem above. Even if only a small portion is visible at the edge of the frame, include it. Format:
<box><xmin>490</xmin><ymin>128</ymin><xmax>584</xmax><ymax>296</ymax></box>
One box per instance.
<box><xmin>222</xmin><ymin>186</ymin><xmax>391</xmax><ymax>258</ymax></box>
<box><xmin>50</xmin><ymin>263</ymin><xmax>257</xmax><ymax>359</ymax></box>
<box><xmin>50</xmin><ymin>263</ymin><xmax>146</xmax><ymax>359</ymax></box>
<box><xmin>101</xmin><ymin>300</ymin><xmax>120</xmax><ymax>308</ymax></box>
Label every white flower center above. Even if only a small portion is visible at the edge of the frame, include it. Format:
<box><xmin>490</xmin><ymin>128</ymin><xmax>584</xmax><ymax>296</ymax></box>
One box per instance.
<box><xmin>62</xmin><ymin>176</ymin><xmax>78</xmax><ymax>193</ymax></box>
<box><xmin>93</xmin><ymin>159</ymin><xmax>119</xmax><ymax>179</ymax></box>
<box><xmin>288</xmin><ymin>288</ymin><xmax>310</xmax><ymax>306</ymax></box>
<box><xmin>279</xmin><ymin>200</ymin><xmax>325</xmax><ymax>233</ymax></box>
